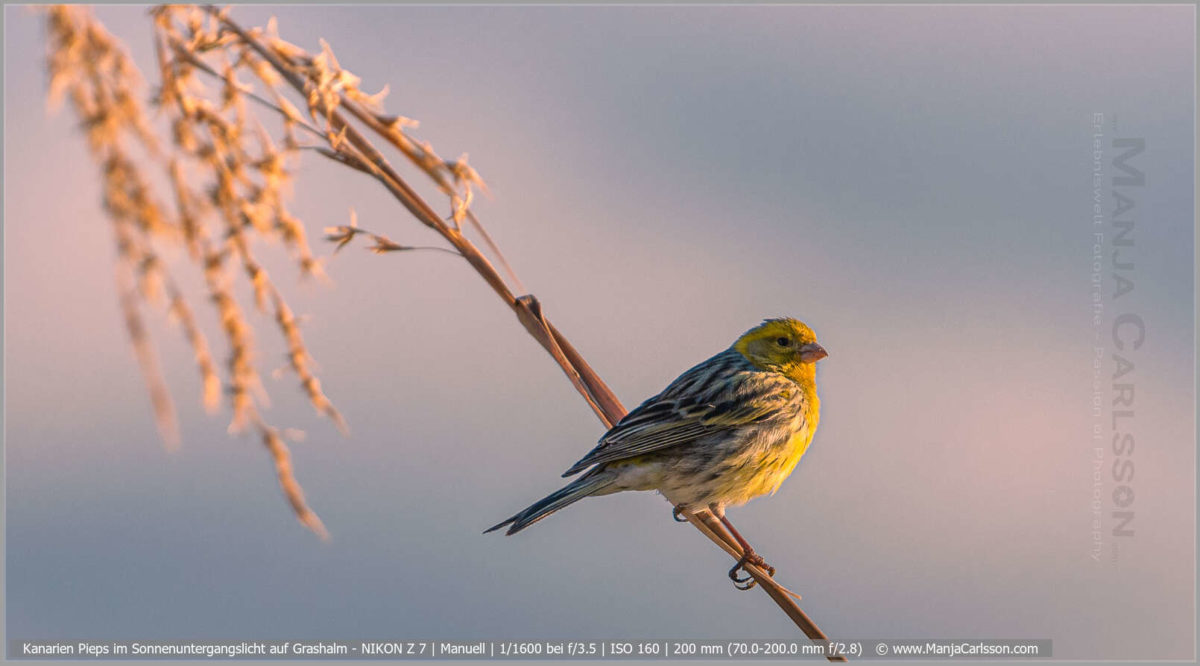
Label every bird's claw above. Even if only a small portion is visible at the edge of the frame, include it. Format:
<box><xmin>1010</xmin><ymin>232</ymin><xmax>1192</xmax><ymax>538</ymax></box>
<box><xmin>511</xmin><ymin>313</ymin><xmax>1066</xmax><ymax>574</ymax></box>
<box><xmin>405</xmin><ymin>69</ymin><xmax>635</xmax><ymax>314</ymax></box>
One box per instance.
<box><xmin>672</xmin><ymin>506</ymin><xmax>689</xmax><ymax>523</ymax></box>
<box><xmin>728</xmin><ymin>551</ymin><xmax>775</xmax><ymax>591</ymax></box>
<box><xmin>730</xmin><ymin>567</ymin><xmax>756</xmax><ymax>590</ymax></box>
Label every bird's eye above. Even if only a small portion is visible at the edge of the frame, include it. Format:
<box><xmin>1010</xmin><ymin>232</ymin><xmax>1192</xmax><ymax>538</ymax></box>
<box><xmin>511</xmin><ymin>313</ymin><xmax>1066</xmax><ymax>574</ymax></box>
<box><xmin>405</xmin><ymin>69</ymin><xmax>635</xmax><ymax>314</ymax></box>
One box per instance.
<box><xmin>775</xmin><ymin>337</ymin><xmax>791</xmax><ymax>347</ymax></box>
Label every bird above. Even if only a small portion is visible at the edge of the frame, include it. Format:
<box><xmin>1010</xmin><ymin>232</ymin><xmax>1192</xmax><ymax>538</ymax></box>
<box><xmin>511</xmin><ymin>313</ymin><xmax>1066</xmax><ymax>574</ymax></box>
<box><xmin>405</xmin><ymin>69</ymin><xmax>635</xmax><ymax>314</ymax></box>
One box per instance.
<box><xmin>485</xmin><ymin>317</ymin><xmax>827</xmax><ymax>589</ymax></box>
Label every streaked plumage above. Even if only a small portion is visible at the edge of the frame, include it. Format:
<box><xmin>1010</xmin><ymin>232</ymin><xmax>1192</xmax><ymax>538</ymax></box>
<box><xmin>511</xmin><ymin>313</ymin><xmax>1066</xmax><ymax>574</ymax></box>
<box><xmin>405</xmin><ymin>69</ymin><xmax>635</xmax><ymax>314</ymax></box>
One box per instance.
<box><xmin>487</xmin><ymin>318</ymin><xmax>826</xmax><ymax>536</ymax></box>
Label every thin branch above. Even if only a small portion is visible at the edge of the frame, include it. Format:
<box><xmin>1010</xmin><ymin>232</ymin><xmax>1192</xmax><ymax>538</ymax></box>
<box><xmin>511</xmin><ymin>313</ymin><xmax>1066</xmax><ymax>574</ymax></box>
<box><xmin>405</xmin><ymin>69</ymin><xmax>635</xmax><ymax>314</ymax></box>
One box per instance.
<box><xmin>203</xmin><ymin>7</ymin><xmax>843</xmax><ymax>656</ymax></box>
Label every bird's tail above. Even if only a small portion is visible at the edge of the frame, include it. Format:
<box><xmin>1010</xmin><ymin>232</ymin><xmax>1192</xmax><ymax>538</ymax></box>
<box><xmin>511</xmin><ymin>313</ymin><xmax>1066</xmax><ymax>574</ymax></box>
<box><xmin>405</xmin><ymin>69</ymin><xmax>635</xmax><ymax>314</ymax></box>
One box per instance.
<box><xmin>485</xmin><ymin>470</ymin><xmax>616</xmax><ymax>536</ymax></box>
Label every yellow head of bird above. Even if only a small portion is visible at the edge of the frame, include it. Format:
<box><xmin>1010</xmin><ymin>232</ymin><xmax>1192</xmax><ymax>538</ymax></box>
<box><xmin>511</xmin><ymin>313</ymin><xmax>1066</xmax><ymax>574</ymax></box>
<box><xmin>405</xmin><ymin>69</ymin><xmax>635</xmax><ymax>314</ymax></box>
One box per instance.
<box><xmin>733</xmin><ymin>318</ymin><xmax>828</xmax><ymax>371</ymax></box>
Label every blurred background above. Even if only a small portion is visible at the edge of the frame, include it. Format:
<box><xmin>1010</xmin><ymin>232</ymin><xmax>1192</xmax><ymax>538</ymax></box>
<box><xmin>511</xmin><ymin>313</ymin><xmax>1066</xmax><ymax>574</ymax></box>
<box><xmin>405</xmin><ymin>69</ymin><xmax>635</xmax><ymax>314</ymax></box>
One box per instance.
<box><xmin>4</xmin><ymin>4</ymin><xmax>1194</xmax><ymax>659</ymax></box>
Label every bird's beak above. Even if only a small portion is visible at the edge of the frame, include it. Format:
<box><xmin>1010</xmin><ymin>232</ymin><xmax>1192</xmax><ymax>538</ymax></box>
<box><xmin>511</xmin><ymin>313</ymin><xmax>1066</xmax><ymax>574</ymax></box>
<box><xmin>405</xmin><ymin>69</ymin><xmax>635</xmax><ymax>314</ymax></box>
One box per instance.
<box><xmin>799</xmin><ymin>343</ymin><xmax>828</xmax><ymax>363</ymax></box>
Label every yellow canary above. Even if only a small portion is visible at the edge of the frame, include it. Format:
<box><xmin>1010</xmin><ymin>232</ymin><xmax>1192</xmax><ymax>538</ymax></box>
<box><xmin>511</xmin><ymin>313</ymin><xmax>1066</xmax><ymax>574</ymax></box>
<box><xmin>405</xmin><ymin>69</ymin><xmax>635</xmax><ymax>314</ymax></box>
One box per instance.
<box><xmin>487</xmin><ymin>318</ymin><xmax>826</xmax><ymax>587</ymax></box>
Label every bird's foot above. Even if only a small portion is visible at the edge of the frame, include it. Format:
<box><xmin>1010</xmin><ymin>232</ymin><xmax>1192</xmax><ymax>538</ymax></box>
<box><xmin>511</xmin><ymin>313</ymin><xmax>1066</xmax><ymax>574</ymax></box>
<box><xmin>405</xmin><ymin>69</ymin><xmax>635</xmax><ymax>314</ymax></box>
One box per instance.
<box><xmin>728</xmin><ymin>549</ymin><xmax>775</xmax><ymax>590</ymax></box>
<box><xmin>672</xmin><ymin>506</ymin><xmax>689</xmax><ymax>523</ymax></box>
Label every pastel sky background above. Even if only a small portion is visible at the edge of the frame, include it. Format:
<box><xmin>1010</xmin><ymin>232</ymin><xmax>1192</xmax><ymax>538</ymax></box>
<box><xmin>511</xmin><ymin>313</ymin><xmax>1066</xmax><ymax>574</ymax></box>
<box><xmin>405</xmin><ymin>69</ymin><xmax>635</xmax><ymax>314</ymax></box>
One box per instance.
<box><xmin>3</xmin><ymin>4</ymin><xmax>1194</xmax><ymax>660</ymax></box>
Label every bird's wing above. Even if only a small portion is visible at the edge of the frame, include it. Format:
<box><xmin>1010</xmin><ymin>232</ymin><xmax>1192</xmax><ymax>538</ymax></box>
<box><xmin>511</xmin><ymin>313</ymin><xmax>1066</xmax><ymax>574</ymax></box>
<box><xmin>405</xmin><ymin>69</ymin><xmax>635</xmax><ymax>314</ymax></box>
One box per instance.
<box><xmin>561</xmin><ymin>353</ymin><xmax>795</xmax><ymax>476</ymax></box>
